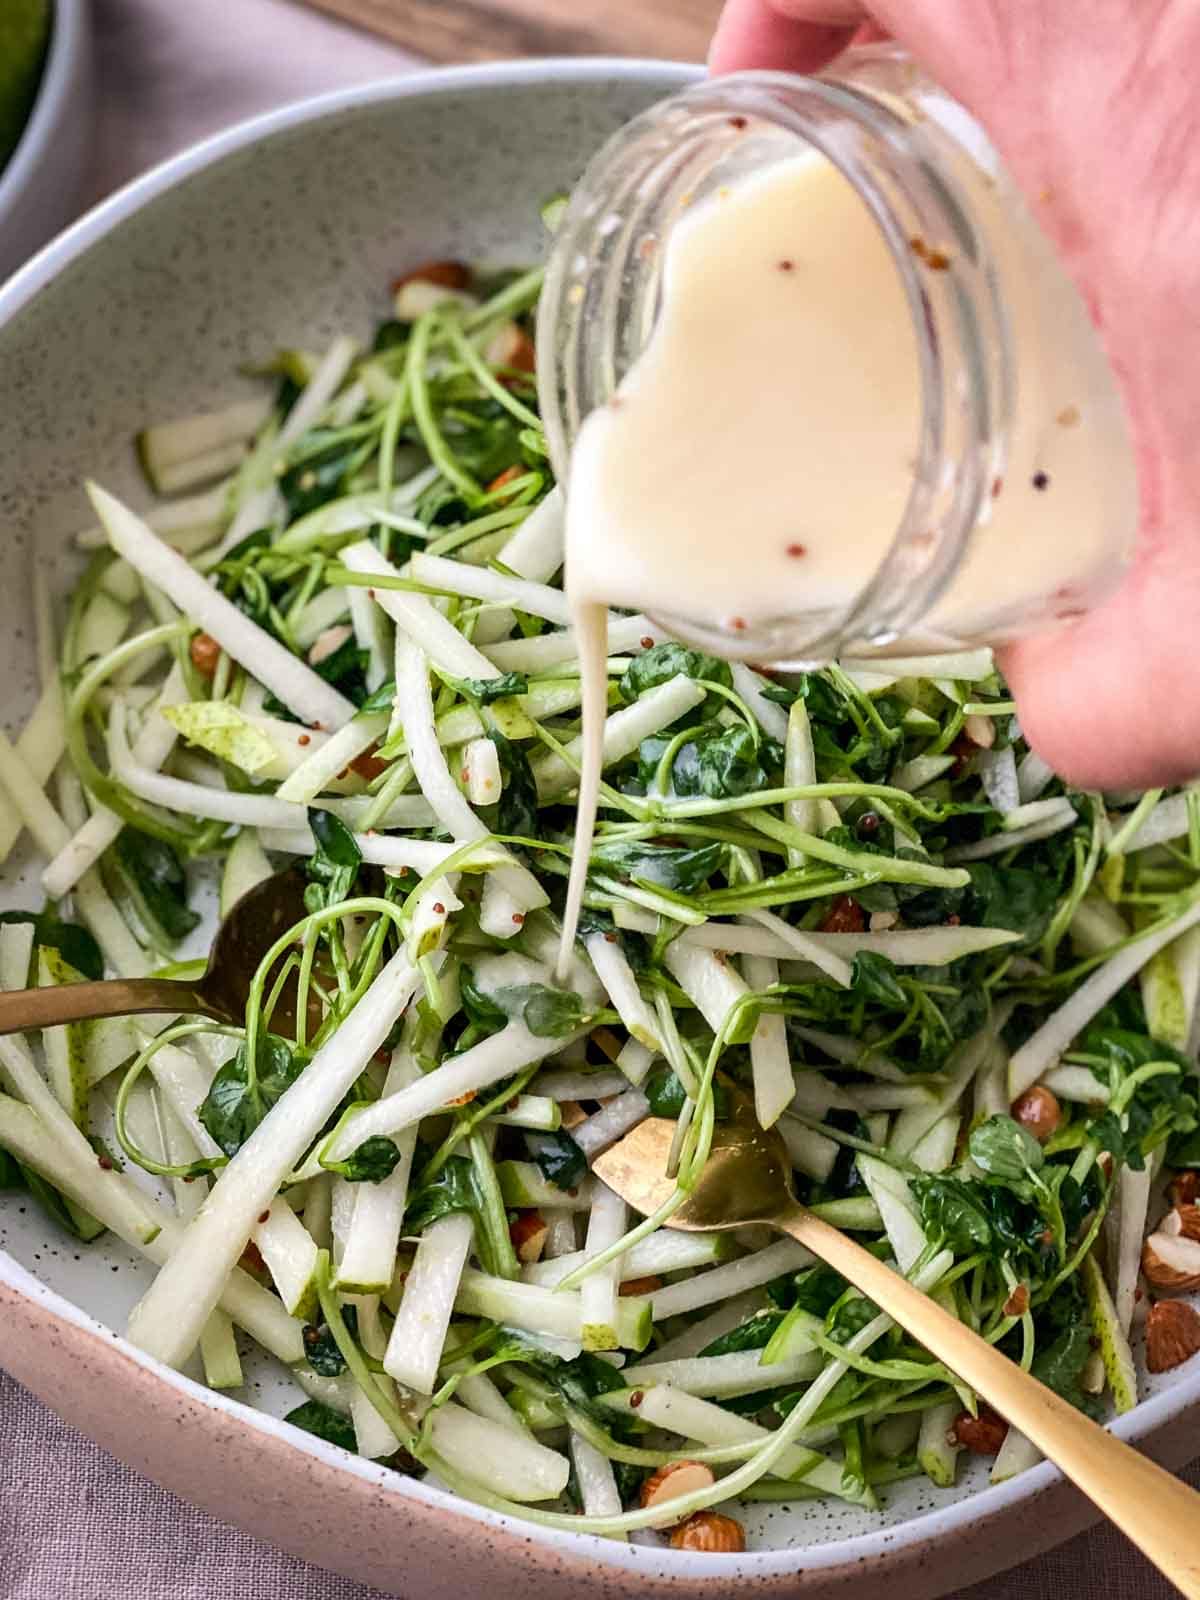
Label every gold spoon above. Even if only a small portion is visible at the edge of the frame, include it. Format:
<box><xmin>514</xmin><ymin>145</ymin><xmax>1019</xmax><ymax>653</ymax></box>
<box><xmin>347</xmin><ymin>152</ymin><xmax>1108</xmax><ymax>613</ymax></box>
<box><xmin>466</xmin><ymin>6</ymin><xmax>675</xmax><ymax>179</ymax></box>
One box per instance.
<box><xmin>595</xmin><ymin>1087</ymin><xmax>1200</xmax><ymax>1597</ymax></box>
<box><xmin>0</xmin><ymin>865</ymin><xmax>311</xmax><ymax>1035</ymax></box>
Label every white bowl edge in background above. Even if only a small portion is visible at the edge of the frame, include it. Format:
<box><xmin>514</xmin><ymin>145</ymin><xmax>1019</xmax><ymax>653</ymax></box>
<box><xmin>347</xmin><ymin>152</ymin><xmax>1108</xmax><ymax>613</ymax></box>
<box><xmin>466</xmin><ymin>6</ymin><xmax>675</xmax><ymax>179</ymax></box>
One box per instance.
<box><xmin>0</xmin><ymin>0</ymin><xmax>94</xmax><ymax>284</ymax></box>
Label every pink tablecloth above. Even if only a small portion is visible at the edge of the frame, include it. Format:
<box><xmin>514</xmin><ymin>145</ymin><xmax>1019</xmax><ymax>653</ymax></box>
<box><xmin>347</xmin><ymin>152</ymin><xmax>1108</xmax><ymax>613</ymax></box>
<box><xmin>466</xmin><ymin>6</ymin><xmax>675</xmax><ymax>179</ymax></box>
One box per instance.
<box><xmin>0</xmin><ymin>3</ymin><xmax>1194</xmax><ymax>1596</ymax></box>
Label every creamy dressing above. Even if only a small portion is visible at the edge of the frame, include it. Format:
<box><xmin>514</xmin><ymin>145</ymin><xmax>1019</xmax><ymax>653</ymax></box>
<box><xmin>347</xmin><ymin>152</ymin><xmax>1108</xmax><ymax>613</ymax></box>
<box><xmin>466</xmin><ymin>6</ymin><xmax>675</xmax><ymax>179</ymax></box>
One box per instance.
<box><xmin>556</xmin><ymin>146</ymin><xmax>1138</xmax><ymax>967</ymax></box>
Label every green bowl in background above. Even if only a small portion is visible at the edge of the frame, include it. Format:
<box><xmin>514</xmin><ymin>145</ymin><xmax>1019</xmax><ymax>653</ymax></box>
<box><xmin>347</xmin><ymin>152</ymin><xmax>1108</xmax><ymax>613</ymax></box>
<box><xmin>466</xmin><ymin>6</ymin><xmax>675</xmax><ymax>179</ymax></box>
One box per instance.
<box><xmin>0</xmin><ymin>0</ymin><xmax>52</xmax><ymax>172</ymax></box>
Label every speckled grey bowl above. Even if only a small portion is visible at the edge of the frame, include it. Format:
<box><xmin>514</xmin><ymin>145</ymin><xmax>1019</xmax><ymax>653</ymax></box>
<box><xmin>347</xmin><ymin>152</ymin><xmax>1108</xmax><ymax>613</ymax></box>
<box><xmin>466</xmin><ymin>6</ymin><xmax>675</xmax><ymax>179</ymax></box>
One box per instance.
<box><xmin>0</xmin><ymin>61</ymin><xmax>1197</xmax><ymax>1599</ymax></box>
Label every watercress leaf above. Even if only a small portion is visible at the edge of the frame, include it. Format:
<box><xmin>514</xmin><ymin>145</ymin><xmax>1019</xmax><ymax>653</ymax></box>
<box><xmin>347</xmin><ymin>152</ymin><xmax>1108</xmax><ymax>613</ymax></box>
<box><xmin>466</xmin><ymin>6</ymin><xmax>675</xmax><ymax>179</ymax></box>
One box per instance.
<box><xmin>686</xmin><ymin>724</ymin><xmax>780</xmax><ymax>799</ymax></box>
<box><xmin>643</xmin><ymin>1065</ymin><xmax>729</xmax><ymax>1122</ymax></box>
<box><xmin>792</xmin><ymin>1265</ymin><xmax>853</xmax><ymax>1318</ymax></box>
<box><xmin>373</xmin><ymin>318</ymin><xmax>407</xmax><ymax>353</ymax></box>
<box><xmin>619</xmin><ymin>643</ymin><xmax>732</xmax><ymax>706</ymax></box>
<box><xmin>969</xmin><ymin>1114</ymin><xmax>1045</xmax><ymax>1182</ymax></box>
<box><xmin>461</xmin><ymin>968</ymin><xmax>584</xmax><ymax>1039</ymax></box>
<box><xmin>306</xmin><ymin>806</ymin><xmax>362</xmax><ymax>909</ymax></box>
<box><xmin>912</xmin><ymin>1174</ymin><xmax>995</xmax><ymax>1255</ymax></box>
<box><xmin>850</xmin><ymin>951</ymin><xmax>909</xmax><ymax>1009</ymax></box>
<box><xmin>357</xmin><ymin>678</ymin><xmax>397</xmax><ymax>716</ymax></box>
<box><xmin>698</xmin><ymin>1310</ymin><xmax>785</xmax><ymax>1356</ymax></box>
<box><xmin>1030</xmin><ymin>1315</ymin><xmax>1103</xmax><ymax>1419</ymax></box>
<box><xmin>531</xmin><ymin>1129</ymin><xmax>587</xmax><ymax>1191</ymax></box>
<box><xmin>760</xmin><ymin>683</ymin><xmax>797</xmax><ymax>707</ymax></box>
<box><xmin>285</xmin><ymin>1400</ymin><xmax>358</xmax><ymax>1451</ymax></box>
<box><xmin>531</xmin><ymin>1345</ymin><xmax>627</xmax><ymax>1410</ymax></box>
<box><xmin>325</xmin><ymin>1134</ymin><xmax>403</xmax><ymax>1183</ymax></box>
<box><xmin>575</xmin><ymin>906</ymin><xmax>616</xmax><ymax>939</ymax></box>
<box><xmin>1083</xmin><ymin>1027</ymin><xmax>1191</xmax><ymax>1076</ymax></box>
<box><xmin>827</xmin><ymin>1295</ymin><xmax>878</xmax><ymax>1344</ymax></box>
<box><xmin>310</xmin><ymin>808</ymin><xmax>362</xmax><ymax>871</ymax></box>
<box><xmin>761</xmin><ymin>672</ymin><xmax>844</xmax><ymax>723</ymax></box>
<box><xmin>965</xmin><ymin>862</ymin><xmax>1062</xmax><ymax>947</ymax></box>
<box><xmin>279</xmin><ymin>437</ymin><xmax>371</xmax><ymax>521</ymax></box>
<box><xmin>199</xmin><ymin>1032</ymin><xmax>306</xmax><ymax>1158</ymax></box>
<box><xmin>110</xmin><ymin>827</ymin><xmax>201</xmax><ymax>944</ymax></box>
<box><xmin>405</xmin><ymin>1156</ymin><xmax>484</xmax><ymax>1233</ymax></box>
<box><xmin>589</xmin><ymin>838</ymin><xmax>726</xmax><ymax>894</ymax></box>
<box><xmin>794</xmin><ymin>672</ymin><xmax>845</xmax><ymax>726</ymax></box>
<box><xmin>612</xmin><ymin>1460</ymin><xmax>646</xmax><ymax>1506</ymax></box>
<box><xmin>0</xmin><ymin>910</ymin><xmax>103</xmax><ymax>982</ymax></box>
<box><xmin>644</xmin><ymin>1064</ymin><xmax>687</xmax><ymax>1119</ymax></box>
<box><xmin>453</xmin><ymin>672</ymin><xmax>529</xmax><ymax>705</ymax></box>
<box><xmin>515</xmin><ymin>985</ymin><xmax>585</xmax><ymax>1038</ymax></box>
<box><xmin>302</xmin><ymin>1304</ymin><xmax>360</xmax><ymax>1377</ymax></box>
<box><xmin>460</xmin><ymin>967</ymin><xmax>508</xmax><ymax>1034</ymax></box>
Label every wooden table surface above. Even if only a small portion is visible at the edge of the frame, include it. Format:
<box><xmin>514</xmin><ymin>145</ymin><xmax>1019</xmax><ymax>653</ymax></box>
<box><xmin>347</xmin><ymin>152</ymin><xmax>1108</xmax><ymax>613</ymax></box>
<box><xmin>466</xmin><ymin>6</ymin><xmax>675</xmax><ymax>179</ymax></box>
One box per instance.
<box><xmin>299</xmin><ymin>0</ymin><xmax>725</xmax><ymax>63</ymax></box>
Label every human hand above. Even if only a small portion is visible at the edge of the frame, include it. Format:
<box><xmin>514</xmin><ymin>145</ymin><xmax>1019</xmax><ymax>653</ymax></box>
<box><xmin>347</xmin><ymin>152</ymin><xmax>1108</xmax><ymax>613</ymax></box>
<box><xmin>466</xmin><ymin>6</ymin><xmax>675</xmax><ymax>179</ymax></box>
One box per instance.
<box><xmin>711</xmin><ymin>2</ymin><xmax>1200</xmax><ymax>791</ymax></box>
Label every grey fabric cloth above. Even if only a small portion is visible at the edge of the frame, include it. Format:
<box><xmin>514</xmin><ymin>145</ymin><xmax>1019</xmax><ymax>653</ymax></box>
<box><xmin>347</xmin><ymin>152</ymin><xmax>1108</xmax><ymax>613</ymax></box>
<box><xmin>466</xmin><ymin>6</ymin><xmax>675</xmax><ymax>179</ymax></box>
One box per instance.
<box><xmin>1</xmin><ymin>1371</ymin><xmax>1195</xmax><ymax>1599</ymax></box>
<box><xmin>1</xmin><ymin>2</ymin><xmax>1195</xmax><ymax>1596</ymax></box>
<box><xmin>86</xmin><ymin>0</ymin><xmax>417</xmax><ymax>204</ymax></box>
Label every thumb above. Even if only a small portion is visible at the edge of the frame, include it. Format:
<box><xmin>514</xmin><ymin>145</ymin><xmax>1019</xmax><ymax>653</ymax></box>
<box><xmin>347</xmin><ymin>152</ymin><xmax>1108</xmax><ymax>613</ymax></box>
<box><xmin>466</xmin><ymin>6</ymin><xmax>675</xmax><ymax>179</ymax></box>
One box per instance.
<box><xmin>709</xmin><ymin>0</ymin><xmax>858</xmax><ymax>73</ymax></box>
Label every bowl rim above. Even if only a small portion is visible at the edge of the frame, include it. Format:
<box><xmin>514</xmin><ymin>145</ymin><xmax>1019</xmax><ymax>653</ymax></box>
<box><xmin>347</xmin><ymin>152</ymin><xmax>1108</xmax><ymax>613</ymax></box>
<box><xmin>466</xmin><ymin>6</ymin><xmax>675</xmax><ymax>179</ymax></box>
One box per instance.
<box><xmin>0</xmin><ymin>53</ymin><xmax>1197</xmax><ymax>1582</ymax></box>
<box><xmin>0</xmin><ymin>0</ymin><xmax>88</xmax><ymax>226</ymax></box>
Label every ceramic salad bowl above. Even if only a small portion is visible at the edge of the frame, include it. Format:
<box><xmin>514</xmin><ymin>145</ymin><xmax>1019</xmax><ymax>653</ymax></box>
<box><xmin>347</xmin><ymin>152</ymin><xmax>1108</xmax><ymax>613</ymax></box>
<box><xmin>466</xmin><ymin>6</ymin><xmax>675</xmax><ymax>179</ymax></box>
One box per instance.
<box><xmin>0</xmin><ymin>61</ymin><xmax>1196</xmax><ymax>1599</ymax></box>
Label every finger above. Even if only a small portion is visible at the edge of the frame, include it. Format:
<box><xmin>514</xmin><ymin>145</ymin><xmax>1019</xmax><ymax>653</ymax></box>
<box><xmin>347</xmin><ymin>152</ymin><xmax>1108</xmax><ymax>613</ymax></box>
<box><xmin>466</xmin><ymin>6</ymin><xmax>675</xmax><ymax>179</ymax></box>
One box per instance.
<box><xmin>765</xmin><ymin>0</ymin><xmax>866</xmax><ymax>17</ymax></box>
<box><xmin>1001</xmin><ymin>556</ymin><xmax>1200</xmax><ymax>791</ymax></box>
<box><xmin>709</xmin><ymin>0</ymin><xmax>856</xmax><ymax>74</ymax></box>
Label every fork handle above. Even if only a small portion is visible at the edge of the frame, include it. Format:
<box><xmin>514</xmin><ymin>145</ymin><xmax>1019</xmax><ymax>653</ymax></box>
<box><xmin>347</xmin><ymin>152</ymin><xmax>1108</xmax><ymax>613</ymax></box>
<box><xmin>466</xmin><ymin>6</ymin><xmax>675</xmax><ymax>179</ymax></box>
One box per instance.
<box><xmin>0</xmin><ymin>978</ymin><xmax>208</xmax><ymax>1033</ymax></box>
<box><xmin>775</xmin><ymin>1204</ymin><xmax>1200</xmax><ymax>1599</ymax></box>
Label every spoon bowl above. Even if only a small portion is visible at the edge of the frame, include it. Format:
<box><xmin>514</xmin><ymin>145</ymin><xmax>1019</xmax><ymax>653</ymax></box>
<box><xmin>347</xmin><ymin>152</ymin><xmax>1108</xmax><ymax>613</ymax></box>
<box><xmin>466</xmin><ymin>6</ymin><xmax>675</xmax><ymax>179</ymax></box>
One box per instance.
<box><xmin>0</xmin><ymin>864</ymin><xmax>313</xmax><ymax>1034</ymax></box>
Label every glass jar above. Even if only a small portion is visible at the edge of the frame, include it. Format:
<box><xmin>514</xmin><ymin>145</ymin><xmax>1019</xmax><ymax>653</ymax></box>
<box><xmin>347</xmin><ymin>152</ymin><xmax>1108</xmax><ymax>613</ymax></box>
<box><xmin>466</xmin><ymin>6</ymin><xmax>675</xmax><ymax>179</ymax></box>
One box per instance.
<box><xmin>536</xmin><ymin>50</ymin><xmax>1138</xmax><ymax>664</ymax></box>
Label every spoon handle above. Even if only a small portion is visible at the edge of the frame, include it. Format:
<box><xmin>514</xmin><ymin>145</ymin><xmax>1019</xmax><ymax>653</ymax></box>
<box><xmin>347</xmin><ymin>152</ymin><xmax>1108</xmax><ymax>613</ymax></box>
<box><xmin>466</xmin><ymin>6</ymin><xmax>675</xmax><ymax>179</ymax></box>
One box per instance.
<box><xmin>776</xmin><ymin>1204</ymin><xmax>1200</xmax><ymax>1599</ymax></box>
<box><xmin>0</xmin><ymin>977</ymin><xmax>207</xmax><ymax>1034</ymax></box>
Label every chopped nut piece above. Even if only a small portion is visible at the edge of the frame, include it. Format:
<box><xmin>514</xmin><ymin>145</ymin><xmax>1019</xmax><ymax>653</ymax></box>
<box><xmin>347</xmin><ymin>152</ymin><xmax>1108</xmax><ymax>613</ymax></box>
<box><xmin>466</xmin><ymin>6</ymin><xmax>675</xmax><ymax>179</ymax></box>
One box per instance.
<box><xmin>392</xmin><ymin>260</ymin><xmax>471</xmax><ymax>292</ymax></box>
<box><xmin>1168</xmin><ymin>1204</ymin><xmax>1200</xmax><ymax>1243</ymax></box>
<box><xmin>189</xmin><ymin>632</ymin><xmax>221</xmax><ymax>678</ymax></box>
<box><xmin>963</xmin><ymin>713</ymin><xmax>997</xmax><ymax>749</ymax></box>
<box><xmin>1168</xmin><ymin>1170</ymin><xmax>1200</xmax><ymax>1206</ymax></box>
<box><xmin>951</xmin><ymin>1407</ymin><xmax>1008</xmax><ymax>1455</ymax></box>
<box><xmin>486</xmin><ymin>463</ymin><xmax>525</xmax><ymax>503</ymax></box>
<box><xmin>307</xmin><ymin>623</ymin><xmax>354</xmax><ymax>667</ymax></box>
<box><xmin>638</xmin><ymin>1460</ymin><xmax>716</xmax><ymax>1523</ymax></box>
<box><xmin>350</xmin><ymin>742</ymin><xmax>389</xmax><ymax>782</ymax></box>
<box><xmin>1003</xmin><ymin>1284</ymin><xmax>1030</xmax><ymax>1318</ymax></box>
<box><xmin>1141</xmin><ymin>1227</ymin><xmax>1200</xmax><ymax>1293</ymax></box>
<box><xmin>509</xmin><ymin>1211</ymin><xmax>549</xmax><ymax>1264</ymax></box>
<box><xmin>589</xmin><ymin>1027</ymin><xmax>624</xmax><ymax>1064</ymax></box>
<box><xmin>619</xmin><ymin>1275</ymin><xmax>664</xmax><ymax>1297</ymax></box>
<box><xmin>669</xmin><ymin>1512</ymin><xmax>746</xmax><ymax>1552</ymax></box>
<box><xmin>818</xmin><ymin>896</ymin><xmax>866</xmax><ymax>934</ymax></box>
<box><xmin>1010</xmin><ymin>1085</ymin><xmax>1061</xmax><ymax>1142</ymax></box>
<box><xmin>1146</xmin><ymin>1299</ymin><xmax>1200</xmax><ymax>1373</ymax></box>
<box><xmin>485</xmin><ymin>324</ymin><xmax>536</xmax><ymax>376</ymax></box>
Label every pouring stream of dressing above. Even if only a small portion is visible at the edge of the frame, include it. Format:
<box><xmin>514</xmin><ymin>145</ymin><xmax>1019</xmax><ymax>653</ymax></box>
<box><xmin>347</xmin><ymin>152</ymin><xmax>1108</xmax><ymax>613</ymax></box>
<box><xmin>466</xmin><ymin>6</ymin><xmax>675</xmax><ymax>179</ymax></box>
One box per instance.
<box><xmin>556</xmin><ymin>604</ymin><xmax>608</xmax><ymax>981</ymax></box>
